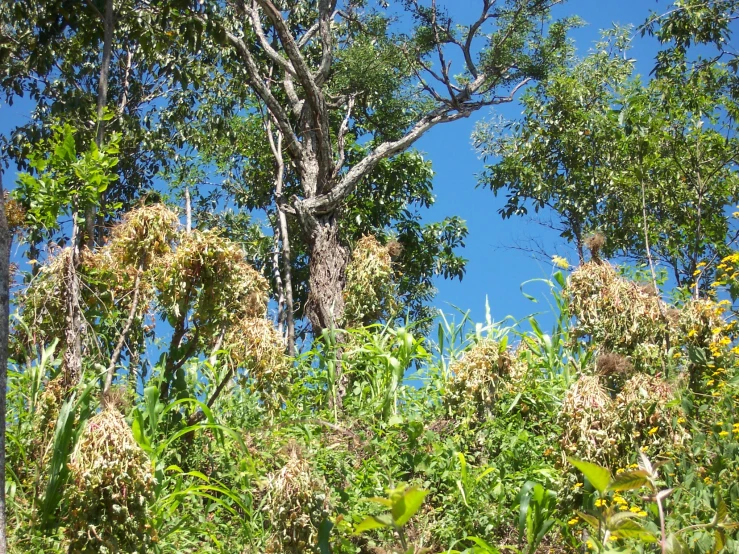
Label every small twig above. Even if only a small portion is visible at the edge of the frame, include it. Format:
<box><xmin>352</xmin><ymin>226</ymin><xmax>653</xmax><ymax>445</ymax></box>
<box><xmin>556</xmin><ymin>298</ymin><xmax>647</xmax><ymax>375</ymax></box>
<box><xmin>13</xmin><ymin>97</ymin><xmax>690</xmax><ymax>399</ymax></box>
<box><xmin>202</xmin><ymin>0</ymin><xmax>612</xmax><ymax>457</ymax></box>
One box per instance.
<box><xmin>102</xmin><ymin>266</ymin><xmax>143</xmax><ymax>397</ymax></box>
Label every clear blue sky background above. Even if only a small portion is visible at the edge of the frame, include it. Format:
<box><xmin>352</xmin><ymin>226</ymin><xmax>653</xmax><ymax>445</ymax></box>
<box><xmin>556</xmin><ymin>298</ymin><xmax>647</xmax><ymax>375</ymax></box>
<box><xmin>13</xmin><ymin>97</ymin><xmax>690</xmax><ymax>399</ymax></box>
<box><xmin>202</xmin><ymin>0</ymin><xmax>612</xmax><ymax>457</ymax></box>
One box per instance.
<box><xmin>418</xmin><ymin>0</ymin><xmax>671</xmax><ymax>330</ymax></box>
<box><xmin>0</xmin><ymin>0</ymin><xmax>713</xmax><ymax>335</ymax></box>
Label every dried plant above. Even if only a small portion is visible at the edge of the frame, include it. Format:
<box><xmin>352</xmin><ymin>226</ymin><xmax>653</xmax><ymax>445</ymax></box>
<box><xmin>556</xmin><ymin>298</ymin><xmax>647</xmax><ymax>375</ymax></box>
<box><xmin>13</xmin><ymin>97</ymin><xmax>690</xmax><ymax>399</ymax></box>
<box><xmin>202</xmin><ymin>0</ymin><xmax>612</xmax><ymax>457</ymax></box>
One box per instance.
<box><xmin>569</xmin><ymin>261</ymin><xmax>671</xmax><ymax>369</ymax></box>
<box><xmin>261</xmin><ymin>447</ymin><xmax>330</xmax><ymax>553</ymax></box>
<box><xmin>227</xmin><ymin>316</ymin><xmax>290</xmax><ymax>411</ymax></box>
<box><xmin>66</xmin><ymin>408</ymin><xmax>156</xmax><ymax>553</ymax></box>
<box><xmin>155</xmin><ymin>229</ymin><xmax>269</xmax><ymax>338</ymax></box>
<box><xmin>560</xmin><ymin>375</ymin><xmax>618</xmax><ymax>464</ymax></box>
<box><xmin>446</xmin><ymin>339</ymin><xmax>511</xmax><ymax>414</ymax></box>
<box><xmin>103</xmin><ymin>203</ymin><xmax>179</xmax><ymax>268</ymax></box>
<box><xmin>344</xmin><ymin>235</ymin><xmax>396</xmax><ymax>327</ymax></box>
<box><xmin>613</xmin><ymin>373</ymin><xmax>688</xmax><ymax>454</ymax></box>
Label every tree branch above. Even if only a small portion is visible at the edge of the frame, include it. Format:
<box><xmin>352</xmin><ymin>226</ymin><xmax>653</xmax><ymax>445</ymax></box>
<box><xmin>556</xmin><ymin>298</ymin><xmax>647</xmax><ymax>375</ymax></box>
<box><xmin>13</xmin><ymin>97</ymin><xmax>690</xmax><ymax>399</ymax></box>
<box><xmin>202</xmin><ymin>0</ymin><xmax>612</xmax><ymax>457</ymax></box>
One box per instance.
<box><xmin>103</xmin><ymin>266</ymin><xmax>143</xmax><ymax>398</ymax></box>
<box><xmin>302</xmin><ymin>77</ymin><xmax>531</xmax><ymax>214</ymax></box>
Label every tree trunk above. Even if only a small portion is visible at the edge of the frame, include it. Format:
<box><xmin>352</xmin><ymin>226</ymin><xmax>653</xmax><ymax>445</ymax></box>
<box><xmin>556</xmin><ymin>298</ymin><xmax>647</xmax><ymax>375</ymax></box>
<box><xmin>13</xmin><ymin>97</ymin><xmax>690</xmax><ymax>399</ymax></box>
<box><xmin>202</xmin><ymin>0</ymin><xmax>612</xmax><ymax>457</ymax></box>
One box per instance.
<box><xmin>62</xmin><ymin>215</ymin><xmax>83</xmax><ymax>391</ymax></box>
<box><xmin>304</xmin><ymin>213</ymin><xmax>349</xmax><ymax>412</ymax></box>
<box><xmin>305</xmin><ymin>213</ymin><xmax>348</xmax><ymax>333</ymax></box>
<box><xmin>87</xmin><ymin>0</ymin><xmax>115</xmax><ymax>247</ymax></box>
<box><xmin>0</xmin><ymin>173</ymin><xmax>12</xmax><ymax>554</ymax></box>
<box><xmin>278</xmin><ymin>206</ymin><xmax>296</xmax><ymax>356</ymax></box>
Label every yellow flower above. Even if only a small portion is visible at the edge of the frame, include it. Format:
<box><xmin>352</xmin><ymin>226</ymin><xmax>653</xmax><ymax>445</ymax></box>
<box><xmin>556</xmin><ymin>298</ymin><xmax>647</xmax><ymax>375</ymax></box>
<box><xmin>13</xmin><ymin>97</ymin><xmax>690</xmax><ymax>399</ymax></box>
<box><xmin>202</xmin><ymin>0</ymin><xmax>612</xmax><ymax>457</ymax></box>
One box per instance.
<box><xmin>719</xmin><ymin>431</ymin><xmax>729</xmax><ymax>438</ymax></box>
<box><xmin>638</xmin><ymin>510</ymin><xmax>648</xmax><ymax>517</ymax></box>
<box><xmin>648</xmin><ymin>426</ymin><xmax>659</xmax><ymax>435</ymax></box>
<box><xmin>707</xmin><ymin>379</ymin><xmax>715</xmax><ymax>386</ymax></box>
<box><xmin>688</xmin><ymin>329</ymin><xmax>698</xmax><ymax>338</ymax></box>
<box><xmin>552</xmin><ymin>255</ymin><xmax>570</xmax><ymax>270</ymax></box>
<box><xmin>595</xmin><ymin>498</ymin><xmax>607</xmax><ymax>507</ymax></box>
<box><xmin>568</xmin><ymin>518</ymin><xmax>579</xmax><ymax>525</ymax></box>
<box><xmin>630</xmin><ymin>505</ymin><xmax>642</xmax><ymax>513</ymax></box>
<box><xmin>677</xmin><ymin>417</ymin><xmax>686</xmax><ymax>424</ymax></box>
<box><xmin>574</xmin><ymin>482</ymin><xmax>583</xmax><ymax>489</ymax></box>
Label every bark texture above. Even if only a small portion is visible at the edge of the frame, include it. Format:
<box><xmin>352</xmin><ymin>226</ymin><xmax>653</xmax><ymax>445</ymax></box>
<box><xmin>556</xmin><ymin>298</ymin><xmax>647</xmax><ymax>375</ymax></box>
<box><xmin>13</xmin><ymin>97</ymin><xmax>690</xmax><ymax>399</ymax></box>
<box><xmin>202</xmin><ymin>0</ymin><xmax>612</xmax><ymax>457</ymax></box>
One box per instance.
<box><xmin>0</xmin><ymin>173</ymin><xmax>11</xmax><ymax>553</ymax></box>
<box><xmin>305</xmin><ymin>214</ymin><xmax>348</xmax><ymax>332</ymax></box>
<box><xmin>62</xmin><ymin>220</ymin><xmax>83</xmax><ymax>391</ymax></box>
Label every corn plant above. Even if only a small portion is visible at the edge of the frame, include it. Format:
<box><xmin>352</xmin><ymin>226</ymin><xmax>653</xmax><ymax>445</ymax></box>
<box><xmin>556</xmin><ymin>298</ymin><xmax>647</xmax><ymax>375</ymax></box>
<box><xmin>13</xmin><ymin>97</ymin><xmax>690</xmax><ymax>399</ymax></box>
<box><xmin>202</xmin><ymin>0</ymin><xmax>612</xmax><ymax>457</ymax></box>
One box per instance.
<box><xmin>516</xmin><ymin>480</ymin><xmax>557</xmax><ymax>554</ymax></box>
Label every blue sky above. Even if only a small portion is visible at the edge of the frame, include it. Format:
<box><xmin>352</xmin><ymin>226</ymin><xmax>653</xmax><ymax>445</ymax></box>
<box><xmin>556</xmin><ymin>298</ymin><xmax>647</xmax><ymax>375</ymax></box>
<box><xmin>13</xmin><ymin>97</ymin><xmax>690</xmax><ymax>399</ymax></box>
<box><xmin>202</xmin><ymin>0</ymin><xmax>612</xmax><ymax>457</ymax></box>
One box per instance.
<box><xmin>0</xmin><ymin>0</ymin><xmax>715</xmax><ymax>336</ymax></box>
<box><xmin>418</xmin><ymin>0</ymin><xmax>670</xmax><ymax>331</ymax></box>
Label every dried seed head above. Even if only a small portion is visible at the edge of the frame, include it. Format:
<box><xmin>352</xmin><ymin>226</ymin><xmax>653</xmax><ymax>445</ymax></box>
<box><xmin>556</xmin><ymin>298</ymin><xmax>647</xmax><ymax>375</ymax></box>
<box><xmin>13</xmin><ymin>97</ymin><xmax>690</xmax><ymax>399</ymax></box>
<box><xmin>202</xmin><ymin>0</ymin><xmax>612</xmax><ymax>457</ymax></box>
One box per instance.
<box><xmin>584</xmin><ymin>232</ymin><xmax>606</xmax><ymax>259</ymax></box>
<box><xmin>596</xmin><ymin>353</ymin><xmax>634</xmax><ymax>377</ymax></box>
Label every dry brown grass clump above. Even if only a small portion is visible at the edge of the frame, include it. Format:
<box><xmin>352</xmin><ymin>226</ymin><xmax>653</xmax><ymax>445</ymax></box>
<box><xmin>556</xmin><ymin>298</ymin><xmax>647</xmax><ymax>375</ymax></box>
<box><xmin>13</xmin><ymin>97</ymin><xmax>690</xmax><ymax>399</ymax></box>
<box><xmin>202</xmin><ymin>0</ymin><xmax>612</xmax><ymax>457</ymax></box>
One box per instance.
<box><xmin>66</xmin><ymin>408</ymin><xmax>156</xmax><ymax>553</ymax></box>
<box><xmin>584</xmin><ymin>232</ymin><xmax>606</xmax><ymax>259</ymax></box>
<box><xmin>614</xmin><ymin>373</ymin><xmax>688</xmax><ymax>453</ymax></box>
<box><xmin>446</xmin><ymin>339</ymin><xmax>511</xmax><ymax>414</ymax></box>
<box><xmin>596</xmin><ymin>352</ymin><xmax>634</xmax><ymax>391</ymax></box>
<box><xmin>596</xmin><ymin>352</ymin><xmax>634</xmax><ymax>378</ymax></box>
<box><xmin>156</xmin><ymin>229</ymin><xmax>269</xmax><ymax>336</ymax></box>
<box><xmin>560</xmin><ymin>375</ymin><xmax>617</xmax><ymax>464</ymax></box>
<box><xmin>261</xmin><ymin>447</ymin><xmax>331</xmax><ymax>553</ymax></box>
<box><xmin>15</xmin><ymin>248</ymin><xmax>73</xmax><ymax>358</ymax></box>
<box><xmin>104</xmin><ymin>203</ymin><xmax>179</xmax><ymax>268</ymax></box>
<box><xmin>344</xmin><ymin>235</ymin><xmax>396</xmax><ymax>326</ymax></box>
<box><xmin>4</xmin><ymin>195</ymin><xmax>27</xmax><ymax>232</ymax></box>
<box><xmin>569</xmin><ymin>261</ymin><xmax>670</xmax><ymax>368</ymax></box>
<box><xmin>227</xmin><ymin>316</ymin><xmax>290</xmax><ymax>410</ymax></box>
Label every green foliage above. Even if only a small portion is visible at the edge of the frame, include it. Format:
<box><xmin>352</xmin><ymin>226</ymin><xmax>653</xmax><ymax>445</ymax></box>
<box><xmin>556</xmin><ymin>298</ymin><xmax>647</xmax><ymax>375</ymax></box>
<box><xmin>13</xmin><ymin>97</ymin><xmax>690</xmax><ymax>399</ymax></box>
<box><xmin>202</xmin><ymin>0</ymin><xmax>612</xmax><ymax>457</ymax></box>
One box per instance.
<box><xmin>477</xmin><ymin>26</ymin><xmax>739</xmax><ymax>286</ymax></box>
<box><xmin>354</xmin><ymin>485</ymin><xmax>429</xmax><ymax>553</ymax></box>
<box><xmin>5</xmin><ymin>3</ymin><xmax>739</xmax><ymax>554</ymax></box>
<box><xmin>14</xmin><ymin>123</ymin><xmax>120</xmax><ymax>239</ymax></box>
<box><xmin>517</xmin><ymin>481</ymin><xmax>557</xmax><ymax>554</ymax></box>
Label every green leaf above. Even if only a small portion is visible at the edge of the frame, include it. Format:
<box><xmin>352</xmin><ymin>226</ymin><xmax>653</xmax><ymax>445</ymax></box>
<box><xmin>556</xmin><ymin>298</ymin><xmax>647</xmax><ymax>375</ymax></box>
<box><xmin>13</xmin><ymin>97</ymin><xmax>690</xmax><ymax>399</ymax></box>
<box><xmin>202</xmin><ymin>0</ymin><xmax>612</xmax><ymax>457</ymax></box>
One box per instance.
<box><xmin>576</xmin><ymin>511</ymin><xmax>601</xmax><ymax>531</ymax></box>
<box><xmin>392</xmin><ymin>487</ymin><xmax>428</xmax><ymax>527</ymax></box>
<box><xmin>367</xmin><ymin>497</ymin><xmax>394</xmax><ymax>508</ymax></box>
<box><xmin>318</xmin><ymin>518</ymin><xmax>334</xmax><ymax>554</ymax></box>
<box><xmin>568</xmin><ymin>458</ymin><xmax>612</xmax><ymax>493</ymax></box>
<box><xmin>663</xmin><ymin>533</ymin><xmax>688</xmax><ymax>553</ymax></box>
<box><xmin>518</xmin><ymin>481</ymin><xmax>537</xmax><ymax>536</ymax></box>
<box><xmin>713</xmin><ymin>529</ymin><xmax>726</xmax><ymax>553</ymax></box>
<box><xmin>354</xmin><ymin>514</ymin><xmax>392</xmax><ymax>534</ymax></box>
<box><xmin>610</xmin><ymin>519</ymin><xmax>657</xmax><ymax>542</ymax></box>
<box><xmin>607</xmin><ymin>470</ymin><xmax>649</xmax><ymax>492</ymax></box>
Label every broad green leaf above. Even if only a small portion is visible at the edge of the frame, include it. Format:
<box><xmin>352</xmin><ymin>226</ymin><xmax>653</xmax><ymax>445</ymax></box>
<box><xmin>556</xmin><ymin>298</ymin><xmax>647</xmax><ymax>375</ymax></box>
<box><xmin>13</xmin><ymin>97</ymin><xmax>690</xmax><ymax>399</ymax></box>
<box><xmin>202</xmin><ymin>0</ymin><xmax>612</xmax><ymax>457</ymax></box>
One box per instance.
<box><xmin>354</xmin><ymin>514</ymin><xmax>392</xmax><ymax>534</ymax></box>
<box><xmin>318</xmin><ymin>517</ymin><xmax>333</xmax><ymax>554</ymax></box>
<box><xmin>608</xmin><ymin>470</ymin><xmax>649</xmax><ymax>492</ymax></box>
<box><xmin>367</xmin><ymin>497</ymin><xmax>394</xmax><ymax>508</ymax></box>
<box><xmin>610</xmin><ymin>520</ymin><xmax>657</xmax><ymax>542</ymax></box>
<box><xmin>713</xmin><ymin>529</ymin><xmax>725</xmax><ymax>553</ymax></box>
<box><xmin>576</xmin><ymin>511</ymin><xmax>601</xmax><ymax>530</ymax></box>
<box><xmin>392</xmin><ymin>487</ymin><xmax>428</xmax><ymax>527</ymax></box>
<box><xmin>663</xmin><ymin>533</ymin><xmax>688</xmax><ymax>553</ymax></box>
<box><xmin>568</xmin><ymin>458</ymin><xmax>611</xmax><ymax>493</ymax></box>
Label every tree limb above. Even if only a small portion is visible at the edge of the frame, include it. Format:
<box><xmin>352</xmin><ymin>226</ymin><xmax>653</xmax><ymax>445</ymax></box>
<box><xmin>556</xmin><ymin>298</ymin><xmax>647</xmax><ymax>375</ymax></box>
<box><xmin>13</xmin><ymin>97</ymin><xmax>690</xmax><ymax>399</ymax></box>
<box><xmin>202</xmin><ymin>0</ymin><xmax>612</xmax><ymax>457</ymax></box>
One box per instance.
<box><xmin>102</xmin><ymin>266</ymin><xmax>143</xmax><ymax>398</ymax></box>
